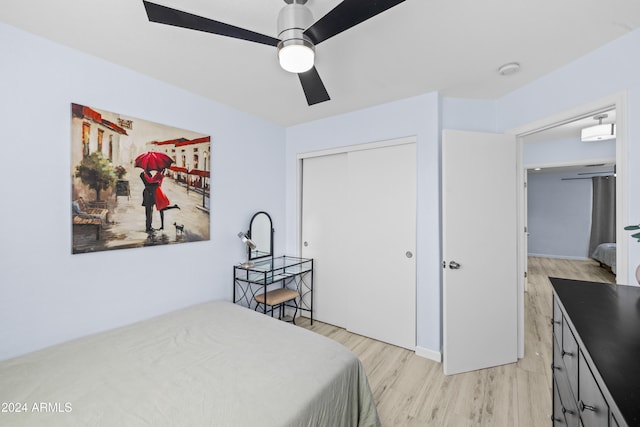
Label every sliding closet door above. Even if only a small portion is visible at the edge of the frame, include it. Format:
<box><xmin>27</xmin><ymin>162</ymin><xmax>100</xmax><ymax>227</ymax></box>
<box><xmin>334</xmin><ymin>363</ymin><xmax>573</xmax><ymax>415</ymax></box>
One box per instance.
<box><xmin>301</xmin><ymin>142</ymin><xmax>417</xmax><ymax>350</ymax></box>
<box><xmin>346</xmin><ymin>144</ymin><xmax>416</xmax><ymax>350</ymax></box>
<box><xmin>301</xmin><ymin>153</ymin><xmax>349</xmax><ymax>327</ymax></box>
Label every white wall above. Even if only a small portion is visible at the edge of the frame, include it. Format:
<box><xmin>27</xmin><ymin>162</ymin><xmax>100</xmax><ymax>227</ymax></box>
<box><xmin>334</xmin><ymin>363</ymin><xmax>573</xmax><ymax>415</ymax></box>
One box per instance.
<box><xmin>0</xmin><ymin>23</ymin><xmax>286</xmax><ymax>361</ymax></box>
<box><xmin>527</xmin><ymin>172</ymin><xmax>593</xmax><ymax>258</ymax></box>
<box><xmin>285</xmin><ymin>93</ymin><xmax>441</xmax><ymax>355</ymax></box>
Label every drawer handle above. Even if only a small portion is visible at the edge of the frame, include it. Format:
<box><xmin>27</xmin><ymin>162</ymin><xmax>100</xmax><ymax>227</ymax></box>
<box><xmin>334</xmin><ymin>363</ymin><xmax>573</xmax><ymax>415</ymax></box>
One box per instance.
<box><xmin>561</xmin><ymin>350</ymin><xmax>574</xmax><ymax>357</ymax></box>
<box><xmin>579</xmin><ymin>401</ymin><xmax>597</xmax><ymax>412</ymax></box>
<box><xmin>551</xmin><ymin>414</ymin><xmax>564</xmax><ymax>422</ymax></box>
<box><xmin>551</xmin><ymin>363</ymin><xmax>561</xmax><ymax>371</ymax></box>
<box><xmin>562</xmin><ymin>407</ymin><xmax>575</xmax><ymax>416</ymax></box>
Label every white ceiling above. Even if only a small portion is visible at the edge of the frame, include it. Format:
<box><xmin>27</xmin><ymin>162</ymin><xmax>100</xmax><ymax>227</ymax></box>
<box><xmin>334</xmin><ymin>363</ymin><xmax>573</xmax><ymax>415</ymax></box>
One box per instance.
<box><xmin>2</xmin><ymin>0</ymin><xmax>640</xmax><ymax>126</ymax></box>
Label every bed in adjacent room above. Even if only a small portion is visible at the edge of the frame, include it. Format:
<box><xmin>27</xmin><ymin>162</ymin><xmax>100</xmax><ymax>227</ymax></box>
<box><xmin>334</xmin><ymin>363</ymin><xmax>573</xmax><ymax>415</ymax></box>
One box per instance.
<box><xmin>0</xmin><ymin>301</ymin><xmax>379</xmax><ymax>427</ymax></box>
<box><xmin>591</xmin><ymin>242</ymin><xmax>616</xmax><ymax>274</ymax></box>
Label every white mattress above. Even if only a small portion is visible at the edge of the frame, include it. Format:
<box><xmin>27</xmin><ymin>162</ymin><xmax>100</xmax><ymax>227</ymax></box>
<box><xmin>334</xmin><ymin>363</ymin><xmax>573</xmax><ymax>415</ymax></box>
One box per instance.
<box><xmin>0</xmin><ymin>300</ymin><xmax>380</xmax><ymax>426</ymax></box>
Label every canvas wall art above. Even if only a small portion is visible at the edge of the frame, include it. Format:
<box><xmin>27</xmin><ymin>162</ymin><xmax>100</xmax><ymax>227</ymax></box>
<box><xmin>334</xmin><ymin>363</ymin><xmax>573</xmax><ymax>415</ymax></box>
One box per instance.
<box><xmin>71</xmin><ymin>103</ymin><xmax>211</xmax><ymax>254</ymax></box>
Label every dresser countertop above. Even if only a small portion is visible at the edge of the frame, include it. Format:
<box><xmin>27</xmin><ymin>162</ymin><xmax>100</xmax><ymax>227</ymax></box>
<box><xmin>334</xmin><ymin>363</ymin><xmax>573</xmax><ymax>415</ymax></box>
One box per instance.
<box><xmin>551</xmin><ymin>277</ymin><xmax>640</xmax><ymax>426</ymax></box>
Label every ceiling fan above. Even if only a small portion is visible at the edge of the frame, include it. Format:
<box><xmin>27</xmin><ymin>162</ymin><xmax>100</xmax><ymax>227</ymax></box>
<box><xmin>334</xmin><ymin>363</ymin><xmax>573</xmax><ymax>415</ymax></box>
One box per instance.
<box><xmin>142</xmin><ymin>0</ymin><xmax>407</xmax><ymax>106</ymax></box>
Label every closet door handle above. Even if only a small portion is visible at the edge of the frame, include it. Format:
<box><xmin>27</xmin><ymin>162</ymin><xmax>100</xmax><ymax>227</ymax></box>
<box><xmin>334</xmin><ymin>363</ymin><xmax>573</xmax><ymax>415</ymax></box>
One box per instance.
<box><xmin>449</xmin><ymin>261</ymin><xmax>461</xmax><ymax>269</ymax></box>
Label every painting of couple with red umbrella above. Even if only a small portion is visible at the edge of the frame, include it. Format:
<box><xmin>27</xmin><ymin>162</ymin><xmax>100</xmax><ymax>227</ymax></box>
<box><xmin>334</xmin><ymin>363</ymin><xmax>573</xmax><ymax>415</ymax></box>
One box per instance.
<box><xmin>71</xmin><ymin>103</ymin><xmax>211</xmax><ymax>254</ymax></box>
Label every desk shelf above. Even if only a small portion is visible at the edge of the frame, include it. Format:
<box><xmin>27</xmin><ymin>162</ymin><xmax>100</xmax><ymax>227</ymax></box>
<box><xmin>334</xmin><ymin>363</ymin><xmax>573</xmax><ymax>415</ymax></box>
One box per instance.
<box><xmin>233</xmin><ymin>256</ymin><xmax>313</xmax><ymax>324</ymax></box>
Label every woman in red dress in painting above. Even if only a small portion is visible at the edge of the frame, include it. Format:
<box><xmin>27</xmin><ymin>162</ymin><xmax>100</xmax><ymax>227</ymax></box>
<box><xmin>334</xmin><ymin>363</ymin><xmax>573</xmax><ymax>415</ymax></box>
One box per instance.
<box><xmin>141</xmin><ymin>169</ymin><xmax>179</xmax><ymax>231</ymax></box>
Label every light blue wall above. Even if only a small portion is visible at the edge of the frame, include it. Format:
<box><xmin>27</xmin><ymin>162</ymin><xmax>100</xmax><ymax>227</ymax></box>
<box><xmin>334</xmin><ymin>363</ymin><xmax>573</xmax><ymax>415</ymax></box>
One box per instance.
<box><xmin>527</xmin><ymin>172</ymin><xmax>593</xmax><ymax>258</ymax></box>
<box><xmin>441</xmin><ymin>97</ymin><xmax>497</xmax><ymax>133</ymax></box>
<box><xmin>524</xmin><ymin>137</ymin><xmax>616</xmax><ymax>166</ymax></box>
<box><xmin>0</xmin><ymin>23</ymin><xmax>286</xmax><ymax>361</ymax></box>
<box><xmin>284</xmin><ymin>93</ymin><xmax>441</xmax><ymax>353</ymax></box>
<box><xmin>523</xmin><ymin>134</ymin><xmax>615</xmax><ymax>260</ymax></box>
<box><xmin>496</xmin><ymin>29</ymin><xmax>640</xmax><ymax>283</ymax></box>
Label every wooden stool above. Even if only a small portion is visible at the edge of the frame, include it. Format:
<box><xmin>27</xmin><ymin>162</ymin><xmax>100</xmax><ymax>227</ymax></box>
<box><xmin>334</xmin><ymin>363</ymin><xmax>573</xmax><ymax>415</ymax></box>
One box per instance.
<box><xmin>254</xmin><ymin>288</ymin><xmax>300</xmax><ymax>324</ymax></box>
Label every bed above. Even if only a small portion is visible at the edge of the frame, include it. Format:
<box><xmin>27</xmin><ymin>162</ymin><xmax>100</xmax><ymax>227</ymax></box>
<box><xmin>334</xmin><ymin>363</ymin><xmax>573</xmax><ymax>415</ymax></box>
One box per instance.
<box><xmin>0</xmin><ymin>301</ymin><xmax>380</xmax><ymax>427</ymax></box>
<box><xmin>591</xmin><ymin>242</ymin><xmax>617</xmax><ymax>274</ymax></box>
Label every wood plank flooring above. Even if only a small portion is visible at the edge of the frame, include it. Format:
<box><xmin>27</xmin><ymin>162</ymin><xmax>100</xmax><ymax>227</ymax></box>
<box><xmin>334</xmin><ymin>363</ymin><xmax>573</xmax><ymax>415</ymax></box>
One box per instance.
<box><xmin>298</xmin><ymin>257</ymin><xmax>615</xmax><ymax>426</ymax></box>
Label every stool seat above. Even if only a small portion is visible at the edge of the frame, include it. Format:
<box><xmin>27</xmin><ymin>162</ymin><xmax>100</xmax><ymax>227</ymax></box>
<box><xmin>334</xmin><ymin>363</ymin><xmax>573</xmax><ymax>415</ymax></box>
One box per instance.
<box><xmin>254</xmin><ymin>288</ymin><xmax>300</xmax><ymax>324</ymax></box>
<box><xmin>254</xmin><ymin>288</ymin><xmax>299</xmax><ymax>306</ymax></box>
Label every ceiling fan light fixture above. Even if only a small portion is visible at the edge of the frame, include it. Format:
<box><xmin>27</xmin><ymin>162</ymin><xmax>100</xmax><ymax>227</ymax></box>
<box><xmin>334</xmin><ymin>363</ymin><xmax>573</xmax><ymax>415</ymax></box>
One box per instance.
<box><xmin>277</xmin><ymin>1</ymin><xmax>315</xmax><ymax>73</ymax></box>
<box><xmin>278</xmin><ymin>39</ymin><xmax>315</xmax><ymax>73</ymax></box>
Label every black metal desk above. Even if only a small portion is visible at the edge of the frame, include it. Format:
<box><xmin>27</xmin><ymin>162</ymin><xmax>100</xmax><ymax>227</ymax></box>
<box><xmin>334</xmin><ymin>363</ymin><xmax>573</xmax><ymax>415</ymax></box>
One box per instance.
<box><xmin>233</xmin><ymin>256</ymin><xmax>313</xmax><ymax>324</ymax></box>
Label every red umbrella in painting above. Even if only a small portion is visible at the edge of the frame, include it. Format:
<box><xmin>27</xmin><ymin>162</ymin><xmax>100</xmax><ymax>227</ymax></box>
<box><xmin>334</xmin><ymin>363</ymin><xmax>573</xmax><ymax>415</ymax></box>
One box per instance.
<box><xmin>135</xmin><ymin>151</ymin><xmax>174</xmax><ymax>171</ymax></box>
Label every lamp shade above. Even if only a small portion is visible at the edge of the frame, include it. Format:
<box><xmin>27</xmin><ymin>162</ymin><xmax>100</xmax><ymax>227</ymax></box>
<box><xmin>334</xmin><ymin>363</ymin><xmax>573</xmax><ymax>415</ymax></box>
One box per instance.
<box><xmin>278</xmin><ymin>40</ymin><xmax>314</xmax><ymax>73</ymax></box>
<box><xmin>581</xmin><ymin>123</ymin><xmax>616</xmax><ymax>142</ymax></box>
<box><xmin>237</xmin><ymin>232</ymin><xmax>257</xmax><ymax>250</ymax></box>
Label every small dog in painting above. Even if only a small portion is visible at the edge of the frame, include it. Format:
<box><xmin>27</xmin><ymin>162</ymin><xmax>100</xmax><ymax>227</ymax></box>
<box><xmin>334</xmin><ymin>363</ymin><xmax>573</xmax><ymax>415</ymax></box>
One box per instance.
<box><xmin>173</xmin><ymin>222</ymin><xmax>184</xmax><ymax>235</ymax></box>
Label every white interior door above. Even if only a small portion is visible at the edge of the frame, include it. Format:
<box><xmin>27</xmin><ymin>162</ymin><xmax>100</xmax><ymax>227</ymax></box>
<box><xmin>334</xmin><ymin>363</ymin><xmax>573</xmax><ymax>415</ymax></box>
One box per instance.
<box><xmin>523</xmin><ymin>170</ymin><xmax>529</xmax><ymax>293</ymax></box>
<box><xmin>442</xmin><ymin>130</ymin><xmax>518</xmax><ymax>375</ymax></box>
<box><xmin>301</xmin><ymin>153</ymin><xmax>349</xmax><ymax>327</ymax></box>
<box><xmin>346</xmin><ymin>144</ymin><xmax>416</xmax><ymax>350</ymax></box>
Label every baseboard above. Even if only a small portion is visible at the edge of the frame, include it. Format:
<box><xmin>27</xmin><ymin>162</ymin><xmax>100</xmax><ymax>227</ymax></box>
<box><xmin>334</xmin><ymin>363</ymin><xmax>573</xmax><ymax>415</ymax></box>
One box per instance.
<box><xmin>415</xmin><ymin>346</ymin><xmax>441</xmax><ymax>363</ymax></box>
<box><xmin>528</xmin><ymin>253</ymin><xmax>591</xmax><ymax>261</ymax></box>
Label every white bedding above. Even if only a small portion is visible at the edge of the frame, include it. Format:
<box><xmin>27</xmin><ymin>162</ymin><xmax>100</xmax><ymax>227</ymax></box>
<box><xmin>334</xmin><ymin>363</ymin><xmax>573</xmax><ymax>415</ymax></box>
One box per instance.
<box><xmin>0</xmin><ymin>301</ymin><xmax>379</xmax><ymax>427</ymax></box>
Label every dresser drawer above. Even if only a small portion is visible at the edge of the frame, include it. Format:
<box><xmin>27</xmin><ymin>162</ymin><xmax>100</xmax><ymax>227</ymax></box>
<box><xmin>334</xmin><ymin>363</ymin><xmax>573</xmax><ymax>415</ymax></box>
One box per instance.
<box><xmin>561</xmin><ymin>320</ymin><xmax>579</xmax><ymax>397</ymax></box>
<box><xmin>553</xmin><ymin>298</ymin><xmax>563</xmax><ymax>347</ymax></box>
<box><xmin>553</xmin><ymin>374</ymin><xmax>582</xmax><ymax>427</ymax></box>
<box><xmin>579</xmin><ymin>350</ymin><xmax>609</xmax><ymax>427</ymax></box>
<box><xmin>553</xmin><ymin>343</ymin><xmax>580</xmax><ymax>427</ymax></box>
<box><xmin>556</xmin><ymin>374</ymin><xmax>581</xmax><ymax>427</ymax></box>
<box><xmin>552</xmin><ymin>377</ymin><xmax>566</xmax><ymax>425</ymax></box>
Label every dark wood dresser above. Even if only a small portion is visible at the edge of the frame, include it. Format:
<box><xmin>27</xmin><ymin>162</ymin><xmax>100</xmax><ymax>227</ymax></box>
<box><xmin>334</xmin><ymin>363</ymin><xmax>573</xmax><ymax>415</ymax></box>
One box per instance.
<box><xmin>551</xmin><ymin>277</ymin><xmax>640</xmax><ymax>427</ymax></box>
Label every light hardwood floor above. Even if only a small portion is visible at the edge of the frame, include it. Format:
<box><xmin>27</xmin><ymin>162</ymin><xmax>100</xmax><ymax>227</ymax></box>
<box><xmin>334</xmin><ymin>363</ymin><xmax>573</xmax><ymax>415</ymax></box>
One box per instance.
<box><xmin>298</xmin><ymin>257</ymin><xmax>615</xmax><ymax>426</ymax></box>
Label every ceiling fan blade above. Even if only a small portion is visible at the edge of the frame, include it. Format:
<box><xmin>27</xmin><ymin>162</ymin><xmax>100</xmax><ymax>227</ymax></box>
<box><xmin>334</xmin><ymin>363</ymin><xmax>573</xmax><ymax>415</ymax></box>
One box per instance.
<box><xmin>304</xmin><ymin>0</ymin><xmax>406</xmax><ymax>45</ymax></box>
<box><xmin>298</xmin><ymin>67</ymin><xmax>330</xmax><ymax>106</ymax></box>
<box><xmin>143</xmin><ymin>1</ymin><xmax>279</xmax><ymax>47</ymax></box>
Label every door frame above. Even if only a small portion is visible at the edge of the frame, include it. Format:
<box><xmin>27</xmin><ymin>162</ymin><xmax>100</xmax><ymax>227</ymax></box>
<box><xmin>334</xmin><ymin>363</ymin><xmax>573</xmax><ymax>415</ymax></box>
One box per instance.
<box><xmin>510</xmin><ymin>92</ymin><xmax>628</xmax><ymax>357</ymax></box>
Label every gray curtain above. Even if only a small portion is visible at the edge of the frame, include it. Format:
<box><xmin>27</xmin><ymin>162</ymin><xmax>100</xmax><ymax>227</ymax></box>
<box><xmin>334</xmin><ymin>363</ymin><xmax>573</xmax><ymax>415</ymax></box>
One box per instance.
<box><xmin>589</xmin><ymin>176</ymin><xmax>616</xmax><ymax>256</ymax></box>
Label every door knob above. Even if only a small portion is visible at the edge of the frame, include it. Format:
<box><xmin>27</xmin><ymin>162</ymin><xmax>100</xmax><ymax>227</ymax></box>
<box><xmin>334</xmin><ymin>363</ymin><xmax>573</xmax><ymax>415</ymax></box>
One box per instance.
<box><xmin>303</xmin><ymin>241</ymin><xmax>309</xmax><ymax>247</ymax></box>
<box><xmin>449</xmin><ymin>261</ymin><xmax>461</xmax><ymax>269</ymax></box>
<box><xmin>406</xmin><ymin>251</ymin><xmax>413</xmax><ymax>258</ymax></box>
